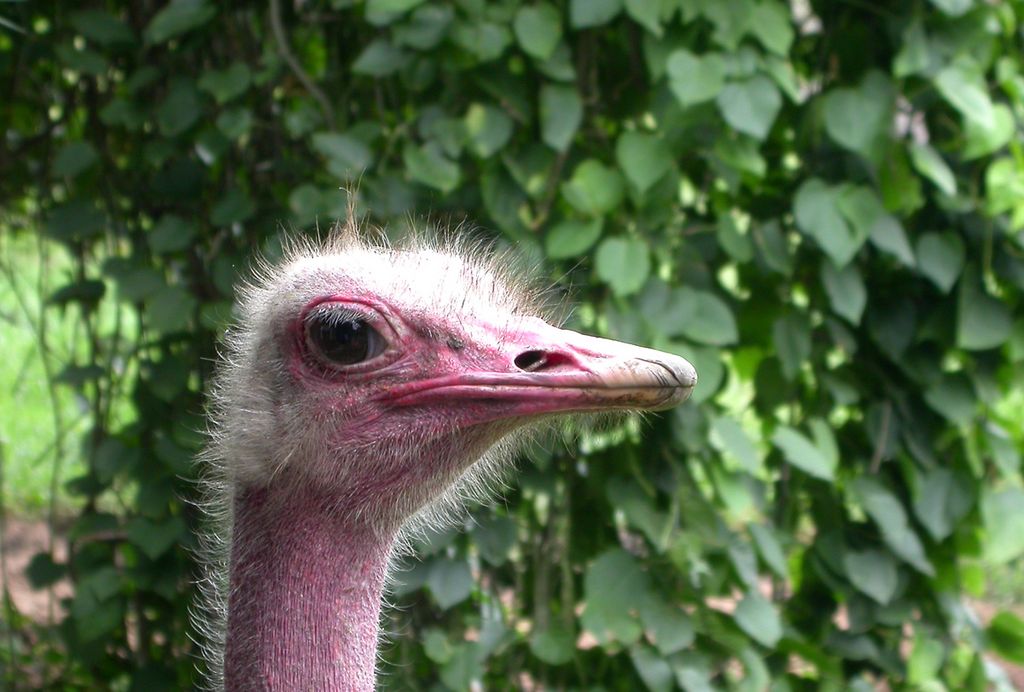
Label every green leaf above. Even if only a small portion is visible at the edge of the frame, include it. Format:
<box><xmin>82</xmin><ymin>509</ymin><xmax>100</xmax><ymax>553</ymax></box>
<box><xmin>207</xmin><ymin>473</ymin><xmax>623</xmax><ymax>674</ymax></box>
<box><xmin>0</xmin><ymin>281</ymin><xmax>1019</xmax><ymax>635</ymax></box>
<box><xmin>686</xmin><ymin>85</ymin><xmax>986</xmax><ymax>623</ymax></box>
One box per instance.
<box><xmin>915</xmin><ymin>232</ymin><xmax>964</xmax><ymax>293</ymax></box>
<box><xmin>913</xmin><ymin>468</ymin><xmax>973</xmax><ymax>542</ymax></box>
<box><xmin>772</xmin><ymin>312</ymin><xmax>810</xmax><ymax>380</ymax></box>
<box><xmin>716</xmin><ymin>76</ymin><xmax>782</xmax><ymax>140</ymax></box>
<box><xmin>749</xmin><ymin>1</ymin><xmax>793</xmax><ymax>55</ymax></box>
<box><xmin>929</xmin><ymin>0</ymin><xmax>973</xmax><ymax>16</ymax></box>
<box><xmin>666</xmin><ymin>50</ymin><xmax>726</xmax><ymax>107</ymax></box>
<box><xmin>981</xmin><ymin>488</ymin><xmax>1024</xmax><ymax>564</ymax></box>
<box><xmin>545</xmin><ymin>218</ymin><xmax>603</xmax><ymax>259</ymax></box>
<box><xmin>893</xmin><ymin>20</ymin><xmax>932</xmax><ymax>78</ymax></box>
<box><xmin>451</xmin><ymin>21</ymin><xmax>511</xmax><ymax>62</ymax></box>
<box><xmin>630</xmin><ymin>645</ymin><xmax>673</xmax><ymax>692</ymax></box>
<box><xmin>923</xmin><ymin>374</ymin><xmax>976</xmax><ymax>425</ymax></box>
<box><xmin>709</xmin><ymin>415</ymin><xmax>761</xmax><ymax>473</ymax></box>
<box><xmin>570</xmin><ymin>0</ymin><xmax>622</xmax><ymax>28</ymax></box>
<box><xmin>793</xmin><ymin>179</ymin><xmax>861</xmax><ymax>266</ymax></box>
<box><xmin>616</xmin><ymin>132</ymin><xmax>673</xmax><ymax>193</ymax></box>
<box><xmin>530</xmin><ymin>626</ymin><xmax>576</xmax><ymax>665</ymax></box>
<box><xmin>126</xmin><ymin>516</ymin><xmax>185</xmax><ymax>560</ymax></box>
<box><xmin>749</xmin><ymin>524</ymin><xmax>787</xmax><ymax>577</ymax></box>
<box><xmin>150</xmin><ymin>214</ymin><xmax>196</xmax><ymax>254</ymax></box>
<box><xmin>624</xmin><ymin>0</ymin><xmax>662</xmax><ymax>36</ymax></box>
<box><xmin>640</xmin><ymin>594</ymin><xmax>694</xmax><ymax>655</ymax></box>
<box><xmin>71</xmin><ymin>10</ymin><xmax>135</xmax><ymax>45</ymax></box>
<box><xmin>513</xmin><ymin>4</ymin><xmax>562</xmax><ymax>60</ymax></box>
<box><xmin>145</xmin><ymin>0</ymin><xmax>215</xmax><ymax>44</ymax></box>
<box><xmin>909</xmin><ymin>143</ymin><xmax>956</xmax><ymax>196</ymax></box>
<box><xmin>216</xmin><ymin>107</ymin><xmax>253</xmax><ymax>140</ymax></box>
<box><xmin>595</xmin><ymin>237</ymin><xmax>650</xmax><ymax>296</ymax></box>
<box><xmin>473</xmin><ymin>515</ymin><xmax>517</xmax><ymax>566</ymax></box>
<box><xmin>561</xmin><ymin>160</ymin><xmax>625</xmax><ymax>216</ymax></box>
<box><xmin>210</xmin><ymin>189</ymin><xmax>255</xmax><ymax>226</ymax></box>
<box><xmin>540</xmin><ymin>84</ymin><xmax>582</xmax><ymax>152</ymax></box>
<box><xmin>45</xmin><ymin>201</ymin><xmax>106</xmax><ymax>242</ymax></box>
<box><xmin>581</xmin><ymin>549</ymin><xmax>648</xmax><ymax>645</ymax></box>
<box><xmin>464</xmin><ymin>104</ymin><xmax>513</xmax><ymax>158</ymax></box>
<box><xmin>964</xmin><ymin>103</ymin><xmax>1014</xmax><ymax>159</ymax></box>
<box><xmin>366</xmin><ymin>0</ymin><xmax>425</xmax><ymax>13</ymax></box>
<box><xmin>426</xmin><ymin>558</ymin><xmax>473</xmax><ymax>609</ymax></box>
<box><xmin>988</xmin><ymin>612</ymin><xmax>1024</xmax><ymax>664</ymax></box>
<box><xmin>53</xmin><ymin>141</ymin><xmax>99</xmax><ymax>178</ymax></box>
<box><xmin>772</xmin><ymin>425</ymin><xmax>835</xmax><ymax>481</ymax></box>
<box><xmin>197</xmin><ymin>62</ymin><xmax>251</xmax><ymax>104</ymax></box>
<box><xmin>733</xmin><ymin>593</ymin><xmax>782</xmax><ymax>647</ymax></box>
<box><xmin>423</xmin><ymin>628</ymin><xmax>453</xmax><ymax>664</ymax></box>
<box><xmin>821</xmin><ymin>261</ymin><xmax>866</xmax><ymax>324</ymax></box>
<box><xmin>934</xmin><ymin>62</ymin><xmax>995</xmax><ymax>129</ymax></box>
<box><xmin>853</xmin><ymin>477</ymin><xmax>935</xmax><ymax>576</ymax></box>
<box><xmin>352</xmin><ymin>39</ymin><xmax>407</xmax><ymax>76</ymax></box>
<box><xmin>146</xmin><ymin>286</ymin><xmax>196</xmax><ymax>334</ymax></box>
<box><xmin>985</xmin><ymin>157</ymin><xmax>1024</xmax><ymax>224</ymax></box>
<box><xmin>403</xmin><ymin>142</ymin><xmax>461</xmax><ymax>193</ymax></box>
<box><xmin>679</xmin><ymin>290</ymin><xmax>738</xmax><ymax>346</ymax></box>
<box><xmin>843</xmin><ymin>549</ymin><xmax>898</xmax><ymax>604</ymax></box>
<box><xmin>312</xmin><ymin>131</ymin><xmax>374</xmax><ymax>180</ymax></box>
<box><xmin>957</xmin><ymin>275</ymin><xmax>1012</xmax><ymax>351</ymax></box>
<box><xmin>822</xmin><ymin>73</ymin><xmax>892</xmax><ymax>161</ymax></box>
<box><xmin>157</xmin><ymin>80</ymin><xmax>202</xmax><ymax>137</ymax></box>
<box><xmin>868</xmin><ymin>214</ymin><xmax>915</xmax><ymax>267</ymax></box>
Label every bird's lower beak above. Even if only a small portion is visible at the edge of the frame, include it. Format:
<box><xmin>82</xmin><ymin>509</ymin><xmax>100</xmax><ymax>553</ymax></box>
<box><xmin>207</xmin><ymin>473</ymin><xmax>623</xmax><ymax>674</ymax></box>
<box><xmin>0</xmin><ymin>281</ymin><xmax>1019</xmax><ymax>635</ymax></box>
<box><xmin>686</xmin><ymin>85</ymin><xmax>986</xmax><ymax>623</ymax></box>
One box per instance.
<box><xmin>387</xmin><ymin>319</ymin><xmax>697</xmax><ymax>417</ymax></box>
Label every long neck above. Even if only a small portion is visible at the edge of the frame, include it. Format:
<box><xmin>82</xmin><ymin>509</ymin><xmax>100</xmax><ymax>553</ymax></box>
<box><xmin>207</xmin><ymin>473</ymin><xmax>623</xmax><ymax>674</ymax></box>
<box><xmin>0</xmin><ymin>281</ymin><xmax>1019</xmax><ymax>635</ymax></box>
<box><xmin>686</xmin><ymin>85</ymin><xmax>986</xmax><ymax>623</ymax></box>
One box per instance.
<box><xmin>223</xmin><ymin>485</ymin><xmax>394</xmax><ymax>691</ymax></box>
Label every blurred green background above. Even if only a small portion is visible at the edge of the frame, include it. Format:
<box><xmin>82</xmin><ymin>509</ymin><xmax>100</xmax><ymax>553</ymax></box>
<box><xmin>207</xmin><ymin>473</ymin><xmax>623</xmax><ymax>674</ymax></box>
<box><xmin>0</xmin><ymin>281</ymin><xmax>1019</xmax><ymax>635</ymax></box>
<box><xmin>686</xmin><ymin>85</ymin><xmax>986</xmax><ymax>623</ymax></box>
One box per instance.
<box><xmin>2</xmin><ymin>0</ymin><xmax>1024</xmax><ymax>689</ymax></box>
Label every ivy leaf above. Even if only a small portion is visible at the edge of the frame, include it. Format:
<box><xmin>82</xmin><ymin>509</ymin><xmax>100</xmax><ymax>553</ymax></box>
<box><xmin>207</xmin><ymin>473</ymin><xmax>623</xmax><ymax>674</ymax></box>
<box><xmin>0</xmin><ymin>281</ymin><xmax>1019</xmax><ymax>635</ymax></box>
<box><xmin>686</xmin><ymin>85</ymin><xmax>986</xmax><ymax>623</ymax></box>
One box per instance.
<box><xmin>843</xmin><ymin>549</ymin><xmax>898</xmax><ymax>604</ymax></box>
<box><xmin>595</xmin><ymin>237</ymin><xmax>650</xmax><ymax>297</ymax></box>
<box><xmin>403</xmin><ymin>142</ymin><xmax>461</xmax><ymax>193</ymax></box>
<box><xmin>426</xmin><ymin>559</ymin><xmax>473</xmax><ymax>609</ymax></box>
<box><xmin>988</xmin><ymin>612</ymin><xmax>1024</xmax><ymax>664</ymax></box>
<box><xmin>312</xmin><ymin>131</ymin><xmax>374</xmax><ymax>179</ymax></box>
<box><xmin>822</xmin><ymin>72</ymin><xmax>893</xmax><ymax>161</ymax></box>
<box><xmin>709</xmin><ymin>415</ymin><xmax>761</xmax><ymax>473</ymax></box>
<box><xmin>561</xmin><ymin>160</ymin><xmax>625</xmax><ymax>216</ymax></box>
<box><xmin>464</xmin><ymin>104</ymin><xmax>513</xmax><ymax>158</ymax></box>
<box><xmin>716</xmin><ymin>76</ymin><xmax>782</xmax><ymax>140</ymax></box>
<box><xmin>53</xmin><ymin>141</ymin><xmax>99</xmax><ymax>178</ymax></box>
<box><xmin>581</xmin><ymin>549</ymin><xmax>648</xmax><ymax>646</ymax></box>
<box><xmin>616</xmin><ymin>132</ymin><xmax>673</xmax><ymax>194</ymax></box>
<box><xmin>666</xmin><ymin>50</ymin><xmax>726</xmax><ymax>107</ymax></box>
<box><xmin>733</xmin><ymin>593</ymin><xmax>782</xmax><ymax>647</ymax></box>
<box><xmin>772</xmin><ymin>312</ymin><xmax>810</xmax><ymax>380</ymax></box>
<box><xmin>916</xmin><ymin>232</ymin><xmax>964</xmax><ymax>293</ymax></box>
<box><xmin>569</xmin><ymin>0</ymin><xmax>622</xmax><ymax>28</ymax></box>
<box><xmin>157</xmin><ymin>80</ymin><xmax>202</xmax><ymax>137</ymax></box>
<box><xmin>198</xmin><ymin>62</ymin><xmax>251</xmax><ymax>104</ymax></box>
<box><xmin>630</xmin><ymin>645</ymin><xmax>674</xmax><ymax>692</ymax></box>
<box><xmin>913</xmin><ymin>467</ymin><xmax>973</xmax><ymax>542</ymax></box>
<box><xmin>679</xmin><ymin>290</ymin><xmax>738</xmax><ymax>346</ymax></box>
<box><xmin>981</xmin><ymin>488</ymin><xmax>1024</xmax><ymax>564</ymax></box>
<box><xmin>150</xmin><ymin>214</ymin><xmax>196</xmax><ymax>254</ymax></box>
<box><xmin>71</xmin><ymin>10</ymin><xmax>135</xmax><ymax>45</ymax></box>
<box><xmin>964</xmin><ymin>103</ymin><xmax>1014</xmax><ymax>159</ymax></box>
<box><xmin>929</xmin><ymin>0</ymin><xmax>973</xmax><ymax>17</ymax></box>
<box><xmin>545</xmin><ymin>218</ymin><xmax>603</xmax><ymax>259</ymax></box>
<box><xmin>934</xmin><ymin>61</ymin><xmax>995</xmax><ymax>129</ymax></box>
<box><xmin>513</xmin><ymin>4</ymin><xmax>562</xmax><ymax>61</ymax></box>
<box><xmin>640</xmin><ymin>594</ymin><xmax>694</xmax><ymax>655</ymax></box>
<box><xmin>749</xmin><ymin>1</ymin><xmax>793</xmax><ymax>55</ymax></box>
<box><xmin>126</xmin><ymin>516</ymin><xmax>185</xmax><ymax>561</ymax></box>
<box><xmin>957</xmin><ymin>273</ymin><xmax>1012</xmax><ymax>351</ymax></box>
<box><xmin>352</xmin><ymin>39</ymin><xmax>407</xmax><ymax>76</ymax></box>
<box><xmin>772</xmin><ymin>425</ymin><xmax>835</xmax><ymax>481</ymax></box>
<box><xmin>530</xmin><ymin>626</ymin><xmax>576</xmax><ymax>665</ymax></box>
<box><xmin>145</xmin><ymin>0</ymin><xmax>215</xmax><ymax>44</ymax></box>
<box><xmin>540</xmin><ymin>84</ymin><xmax>583</xmax><ymax>152</ymax></box>
<box><xmin>821</xmin><ymin>261</ymin><xmax>866</xmax><ymax>324</ymax></box>
<box><xmin>909</xmin><ymin>143</ymin><xmax>956</xmax><ymax>196</ymax></box>
<box><xmin>853</xmin><ymin>477</ymin><xmax>935</xmax><ymax>576</ymax></box>
<box><xmin>624</xmin><ymin>0</ymin><xmax>662</xmax><ymax>36</ymax></box>
<box><xmin>793</xmin><ymin>179</ymin><xmax>861</xmax><ymax>266</ymax></box>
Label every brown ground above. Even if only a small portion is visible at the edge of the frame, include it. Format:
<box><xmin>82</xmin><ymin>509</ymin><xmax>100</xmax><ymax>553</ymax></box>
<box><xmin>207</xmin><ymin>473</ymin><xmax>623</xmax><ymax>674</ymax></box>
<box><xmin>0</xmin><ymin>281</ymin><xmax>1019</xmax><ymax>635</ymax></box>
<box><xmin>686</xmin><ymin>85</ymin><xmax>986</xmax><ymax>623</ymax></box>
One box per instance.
<box><xmin>2</xmin><ymin>517</ymin><xmax>1022</xmax><ymax>688</ymax></box>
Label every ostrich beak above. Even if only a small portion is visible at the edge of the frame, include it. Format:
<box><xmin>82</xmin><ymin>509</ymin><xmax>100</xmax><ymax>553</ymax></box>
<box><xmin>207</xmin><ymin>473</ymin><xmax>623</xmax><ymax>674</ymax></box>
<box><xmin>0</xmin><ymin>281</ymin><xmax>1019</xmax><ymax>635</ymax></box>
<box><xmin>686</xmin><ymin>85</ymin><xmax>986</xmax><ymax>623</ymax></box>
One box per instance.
<box><xmin>388</xmin><ymin>319</ymin><xmax>697</xmax><ymax>416</ymax></box>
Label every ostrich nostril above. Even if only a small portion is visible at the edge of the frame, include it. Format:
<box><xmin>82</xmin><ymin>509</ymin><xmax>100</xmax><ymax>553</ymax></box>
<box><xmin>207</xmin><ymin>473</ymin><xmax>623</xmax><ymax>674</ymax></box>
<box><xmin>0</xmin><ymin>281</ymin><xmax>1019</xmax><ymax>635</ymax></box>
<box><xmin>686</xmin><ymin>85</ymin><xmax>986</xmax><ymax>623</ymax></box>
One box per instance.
<box><xmin>514</xmin><ymin>349</ymin><xmax>575</xmax><ymax>373</ymax></box>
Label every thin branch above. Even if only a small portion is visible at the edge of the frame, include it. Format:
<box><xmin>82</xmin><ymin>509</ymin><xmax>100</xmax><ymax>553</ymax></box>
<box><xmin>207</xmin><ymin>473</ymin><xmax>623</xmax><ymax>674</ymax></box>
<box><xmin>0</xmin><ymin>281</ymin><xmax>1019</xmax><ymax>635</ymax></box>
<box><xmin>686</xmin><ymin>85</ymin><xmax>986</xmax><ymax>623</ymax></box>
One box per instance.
<box><xmin>268</xmin><ymin>0</ymin><xmax>336</xmax><ymax>129</ymax></box>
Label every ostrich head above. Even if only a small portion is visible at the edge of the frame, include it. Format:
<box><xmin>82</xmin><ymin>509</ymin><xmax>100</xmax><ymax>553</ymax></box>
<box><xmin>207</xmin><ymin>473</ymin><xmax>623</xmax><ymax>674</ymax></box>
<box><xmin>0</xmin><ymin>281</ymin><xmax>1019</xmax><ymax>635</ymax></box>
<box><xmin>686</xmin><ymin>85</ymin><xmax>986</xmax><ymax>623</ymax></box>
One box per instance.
<box><xmin>204</xmin><ymin>227</ymin><xmax>696</xmax><ymax>690</ymax></box>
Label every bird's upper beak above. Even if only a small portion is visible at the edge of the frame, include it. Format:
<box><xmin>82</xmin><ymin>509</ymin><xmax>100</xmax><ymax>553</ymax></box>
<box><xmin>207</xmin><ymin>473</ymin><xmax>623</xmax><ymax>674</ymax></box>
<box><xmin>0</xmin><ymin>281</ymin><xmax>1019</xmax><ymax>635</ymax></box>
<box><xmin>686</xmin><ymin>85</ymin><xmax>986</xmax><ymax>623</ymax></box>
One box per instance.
<box><xmin>386</xmin><ymin>317</ymin><xmax>697</xmax><ymax>418</ymax></box>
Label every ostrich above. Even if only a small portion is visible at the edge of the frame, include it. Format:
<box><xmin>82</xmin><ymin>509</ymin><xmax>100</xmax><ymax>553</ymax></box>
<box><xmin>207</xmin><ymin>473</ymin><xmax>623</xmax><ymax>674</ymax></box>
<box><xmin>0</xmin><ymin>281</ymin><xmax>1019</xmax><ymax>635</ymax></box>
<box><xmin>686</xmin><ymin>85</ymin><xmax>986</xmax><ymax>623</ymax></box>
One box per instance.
<box><xmin>201</xmin><ymin>224</ymin><xmax>697</xmax><ymax>690</ymax></box>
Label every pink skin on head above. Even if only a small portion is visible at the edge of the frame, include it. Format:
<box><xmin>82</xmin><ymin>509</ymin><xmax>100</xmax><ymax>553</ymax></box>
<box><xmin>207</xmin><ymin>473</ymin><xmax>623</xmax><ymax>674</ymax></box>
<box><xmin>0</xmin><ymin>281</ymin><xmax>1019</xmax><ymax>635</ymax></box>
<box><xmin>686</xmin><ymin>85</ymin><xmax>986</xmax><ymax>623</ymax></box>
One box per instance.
<box><xmin>223</xmin><ymin>291</ymin><xmax>696</xmax><ymax>691</ymax></box>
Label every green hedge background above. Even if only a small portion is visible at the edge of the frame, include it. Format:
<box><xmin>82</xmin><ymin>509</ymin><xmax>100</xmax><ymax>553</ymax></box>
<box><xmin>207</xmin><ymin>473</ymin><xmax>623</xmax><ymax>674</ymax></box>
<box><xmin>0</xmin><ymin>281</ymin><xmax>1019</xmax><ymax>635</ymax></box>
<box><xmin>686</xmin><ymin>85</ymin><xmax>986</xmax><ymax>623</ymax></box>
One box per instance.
<box><xmin>2</xmin><ymin>0</ymin><xmax>1024</xmax><ymax>689</ymax></box>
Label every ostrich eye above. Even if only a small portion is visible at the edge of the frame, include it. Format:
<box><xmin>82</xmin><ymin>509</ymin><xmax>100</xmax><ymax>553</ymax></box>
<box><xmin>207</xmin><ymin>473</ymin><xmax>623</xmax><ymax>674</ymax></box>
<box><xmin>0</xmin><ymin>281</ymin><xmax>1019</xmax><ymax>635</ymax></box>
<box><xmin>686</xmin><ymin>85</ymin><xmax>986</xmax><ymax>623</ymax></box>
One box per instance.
<box><xmin>307</xmin><ymin>312</ymin><xmax>385</xmax><ymax>366</ymax></box>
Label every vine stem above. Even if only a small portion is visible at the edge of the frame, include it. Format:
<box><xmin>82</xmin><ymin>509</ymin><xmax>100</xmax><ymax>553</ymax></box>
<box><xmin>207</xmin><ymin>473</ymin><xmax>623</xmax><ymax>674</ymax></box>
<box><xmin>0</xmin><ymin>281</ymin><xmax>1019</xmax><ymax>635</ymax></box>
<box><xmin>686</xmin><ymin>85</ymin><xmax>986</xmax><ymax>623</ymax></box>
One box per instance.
<box><xmin>268</xmin><ymin>0</ymin><xmax>336</xmax><ymax>129</ymax></box>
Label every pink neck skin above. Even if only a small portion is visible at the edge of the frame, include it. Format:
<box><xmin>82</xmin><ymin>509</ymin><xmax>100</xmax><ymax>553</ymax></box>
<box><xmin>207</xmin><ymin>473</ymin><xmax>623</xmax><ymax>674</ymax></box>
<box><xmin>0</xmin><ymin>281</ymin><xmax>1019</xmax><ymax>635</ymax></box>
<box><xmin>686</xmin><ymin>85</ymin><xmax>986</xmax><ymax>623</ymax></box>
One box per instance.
<box><xmin>224</xmin><ymin>486</ymin><xmax>394</xmax><ymax>691</ymax></box>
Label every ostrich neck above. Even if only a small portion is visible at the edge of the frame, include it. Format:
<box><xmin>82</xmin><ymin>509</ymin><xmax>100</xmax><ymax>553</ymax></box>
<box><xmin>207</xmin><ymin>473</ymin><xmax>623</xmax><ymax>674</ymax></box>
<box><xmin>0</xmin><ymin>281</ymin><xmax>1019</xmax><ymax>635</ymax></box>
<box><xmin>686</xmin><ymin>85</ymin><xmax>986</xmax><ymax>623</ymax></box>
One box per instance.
<box><xmin>224</xmin><ymin>485</ymin><xmax>394</xmax><ymax>691</ymax></box>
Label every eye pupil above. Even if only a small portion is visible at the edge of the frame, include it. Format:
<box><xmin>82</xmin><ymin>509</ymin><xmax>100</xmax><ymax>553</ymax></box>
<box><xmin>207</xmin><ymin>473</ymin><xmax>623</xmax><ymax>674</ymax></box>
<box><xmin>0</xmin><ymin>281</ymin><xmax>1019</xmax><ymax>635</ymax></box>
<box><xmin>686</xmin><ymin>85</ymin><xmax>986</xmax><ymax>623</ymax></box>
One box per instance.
<box><xmin>308</xmin><ymin>316</ymin><xmax>376</xmax><ymax>366</ymax></box>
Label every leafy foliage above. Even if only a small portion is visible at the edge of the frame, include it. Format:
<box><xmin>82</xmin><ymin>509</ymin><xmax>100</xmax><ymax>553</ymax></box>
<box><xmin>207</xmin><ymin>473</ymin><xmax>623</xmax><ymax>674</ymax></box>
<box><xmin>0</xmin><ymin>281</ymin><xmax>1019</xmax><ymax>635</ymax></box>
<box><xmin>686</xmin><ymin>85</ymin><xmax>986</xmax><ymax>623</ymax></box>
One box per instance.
<box><xmin>2</xmin><ymin>0</ymin><xmax>1023</xmax><ymax>688</ymax></box>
